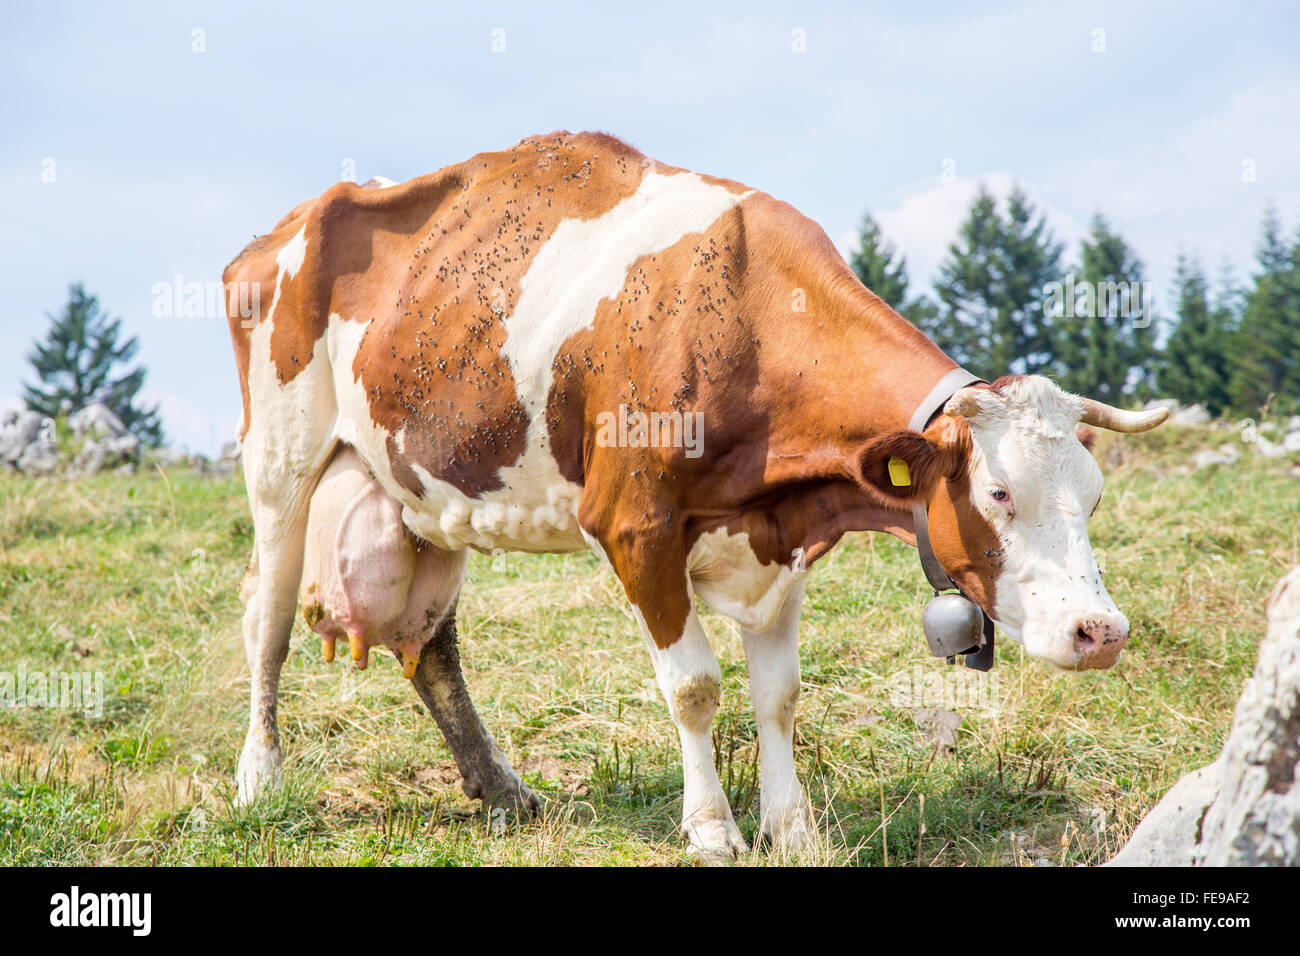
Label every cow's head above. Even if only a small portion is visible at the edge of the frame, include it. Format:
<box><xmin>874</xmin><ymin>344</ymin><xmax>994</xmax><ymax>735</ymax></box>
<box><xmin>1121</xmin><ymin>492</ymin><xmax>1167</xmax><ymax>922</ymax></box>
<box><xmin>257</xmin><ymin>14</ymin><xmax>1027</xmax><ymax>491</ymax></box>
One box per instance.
<box><xmin>857</xmin><ymin>375</ymin><xmax>1167</xmax><ymax>671</ymax></box>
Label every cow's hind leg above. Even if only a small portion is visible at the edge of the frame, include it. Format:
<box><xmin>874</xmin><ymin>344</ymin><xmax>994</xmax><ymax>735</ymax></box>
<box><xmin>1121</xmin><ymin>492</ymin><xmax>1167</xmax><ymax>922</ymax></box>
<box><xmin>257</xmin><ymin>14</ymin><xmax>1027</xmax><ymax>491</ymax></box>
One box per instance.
<box><xmin>234</xmin><ymin>386</ymin><xmax>336</xmax><ymax>804</ymax></box>
<box><xmin>639</xmin><ymin>609</ymin><xmax>748</xmax><ymax>862</ymax></box>
<box><xmin>412</xmin><ymin>606</ymin><xmax>541</xmax><ymax>816</ymax></box>
<box><xmin>236</xmin><ymin>479</ymin><xmax>325</xmax><ymax>805</ymax></box>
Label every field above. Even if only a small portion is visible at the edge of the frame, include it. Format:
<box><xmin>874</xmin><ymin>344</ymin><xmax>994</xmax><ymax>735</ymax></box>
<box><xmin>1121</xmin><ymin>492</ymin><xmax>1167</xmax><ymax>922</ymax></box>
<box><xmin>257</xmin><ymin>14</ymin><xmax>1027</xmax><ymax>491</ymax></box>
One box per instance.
<box><xmin>1</xmin><ymin>426</ymin><xmax>1297</xmax><ymax>866</ymax></box>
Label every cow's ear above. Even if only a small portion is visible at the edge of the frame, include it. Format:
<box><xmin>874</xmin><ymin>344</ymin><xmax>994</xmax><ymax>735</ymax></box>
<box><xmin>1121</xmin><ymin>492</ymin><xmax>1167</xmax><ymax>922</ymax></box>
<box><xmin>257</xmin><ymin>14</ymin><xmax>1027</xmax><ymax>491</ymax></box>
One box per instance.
<box><xmin>854</xmin><ymin>430</ymin><xmax>950</xmax><ymax>505</ymax></box>
<box><xmin>1076</xmin><ymin>425</ymin><xmax>1097</xmax><ymax>452</ymax></box>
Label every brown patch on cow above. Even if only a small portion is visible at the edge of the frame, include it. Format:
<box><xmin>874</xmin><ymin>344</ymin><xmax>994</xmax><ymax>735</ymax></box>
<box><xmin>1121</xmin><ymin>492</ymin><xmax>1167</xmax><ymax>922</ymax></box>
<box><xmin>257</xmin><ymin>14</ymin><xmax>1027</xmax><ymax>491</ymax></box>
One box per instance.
<box><xmin>924</xmin><ymin>430</ymin><xmax>1002</xmax><ymax>617</ymax></box>
<box><xmin>560</xmin><ymin>190</ymin><xmax>963</xmax><ymax>647</ymax></box>
<box><xmin>1076</xmin><ymin>425</ymin><xmax>1097</xmax><ymax>452</ymax></box>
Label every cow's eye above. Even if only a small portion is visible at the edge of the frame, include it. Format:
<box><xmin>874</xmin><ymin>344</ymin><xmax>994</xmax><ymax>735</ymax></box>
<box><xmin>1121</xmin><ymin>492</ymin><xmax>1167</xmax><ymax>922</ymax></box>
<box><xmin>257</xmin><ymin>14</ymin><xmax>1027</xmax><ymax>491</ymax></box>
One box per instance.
<box><xmin>988</xmin><ymin>486</ymin><xmax>1012</xmax><ymax>510</ymax></box>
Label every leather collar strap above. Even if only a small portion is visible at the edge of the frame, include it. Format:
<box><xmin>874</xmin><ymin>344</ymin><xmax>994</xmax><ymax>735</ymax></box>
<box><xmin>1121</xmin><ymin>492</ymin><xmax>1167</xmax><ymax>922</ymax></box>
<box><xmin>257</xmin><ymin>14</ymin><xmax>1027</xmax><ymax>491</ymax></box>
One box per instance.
<box><xmin>908</xmin><ymin>367</ymin><xmax>981</xmax><ymax>593</ymax></box>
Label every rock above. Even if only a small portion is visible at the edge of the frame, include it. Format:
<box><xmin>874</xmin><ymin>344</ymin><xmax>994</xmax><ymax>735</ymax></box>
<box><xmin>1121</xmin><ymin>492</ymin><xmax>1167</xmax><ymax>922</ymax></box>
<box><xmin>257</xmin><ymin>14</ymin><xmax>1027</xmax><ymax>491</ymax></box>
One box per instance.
<box><xmin>1107</xmin><ymin>566</ymin><xmax>1300</xmax><ymax>867</ymax></box>
<box><xmin>16</xmin><ymin>439</ymin><xmax>59</xmax><ymax>476</ymax></box>
<box><xmin>1144</xmin><ymin>399</ymin><xmax>1180</xmax><ymax>412</ymax></box>
<box><xmin>1255</xmin><ymin>435</ymin><xmax>1287</xmax><ymax>459</ymax></box>
<box><xmin>1190</xmin><ymin>444</ymin><xmax>1240</xmax><ymax>469</ymax></box>
<box><xmin>1169</xmin><ymin>403</ymin><xmax>1211</xmax><ymax>427</ymax></box>
<box><xmin>71</xmin><ymin>434</ymin><xmax>139</xmax><ymax>475</ymax></box>
<box><xmin>68</xmin><ymin>403</ymin><xmax>130</xmax><ymax>440</ymax></box>
<box><xmin>1194</xmin><ymin>568</ymin><xmax>1300</xmax><ymax>865</ymax></box>
<box><xmin>1287</xmin><ymin>415</ymin><xmax>1300</xmax><ymax>434</ymax></box>
<box><xmin>210</xmin><ymin>441</ymin><xmax>242</xmax><ymax>475</ymax></box>
<box><xmin>1106</xmin><ymin>761</ymin><xmax>1221</xmax><ymax>866</ymax></box>
<box><xmin>1284</xmin><ymin>431</ymin><xmax>1300</xmax><ymax>454</ymax></box>
<box><xmin>0</xmin><ymin>409</ymin><xmax>47</xmax><ymax>464</ymax></box>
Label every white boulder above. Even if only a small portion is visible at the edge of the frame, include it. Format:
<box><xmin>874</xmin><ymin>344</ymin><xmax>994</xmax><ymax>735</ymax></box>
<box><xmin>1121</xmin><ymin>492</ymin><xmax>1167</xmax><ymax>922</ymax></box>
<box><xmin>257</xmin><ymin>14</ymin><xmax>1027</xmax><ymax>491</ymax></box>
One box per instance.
<box><xmin>1108</xmin><ymin>566</ymin><xmax>1300</xmax><ymax>866</ymax></box>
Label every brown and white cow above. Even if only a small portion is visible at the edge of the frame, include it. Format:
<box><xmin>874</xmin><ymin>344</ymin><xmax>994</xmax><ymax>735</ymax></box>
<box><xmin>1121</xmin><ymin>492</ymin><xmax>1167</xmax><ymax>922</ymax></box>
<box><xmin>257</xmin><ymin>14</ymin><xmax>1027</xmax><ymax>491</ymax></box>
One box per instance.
<box><xmin>223</xmin><ymin>131</ymin><xmax>1166</xmax><ymax>859</ymax></box>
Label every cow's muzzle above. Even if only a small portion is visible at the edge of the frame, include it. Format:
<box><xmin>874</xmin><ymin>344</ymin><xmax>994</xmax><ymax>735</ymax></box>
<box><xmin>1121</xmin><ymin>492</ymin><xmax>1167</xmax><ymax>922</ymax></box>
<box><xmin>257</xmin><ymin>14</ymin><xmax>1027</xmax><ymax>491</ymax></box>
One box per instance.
<box><xmin>1071</xmin><ymin>618</ymin><xmax>1128</xmax><ymax>670</ymax></box>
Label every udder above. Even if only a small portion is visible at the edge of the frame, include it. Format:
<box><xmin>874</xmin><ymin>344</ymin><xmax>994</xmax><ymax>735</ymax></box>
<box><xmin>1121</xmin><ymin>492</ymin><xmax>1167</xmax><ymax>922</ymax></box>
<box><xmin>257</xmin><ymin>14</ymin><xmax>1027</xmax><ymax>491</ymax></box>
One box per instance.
<box><xmin>300</xmin><ymin>446</ymin><xmax>466</xmax><ymax>678</ymax></box>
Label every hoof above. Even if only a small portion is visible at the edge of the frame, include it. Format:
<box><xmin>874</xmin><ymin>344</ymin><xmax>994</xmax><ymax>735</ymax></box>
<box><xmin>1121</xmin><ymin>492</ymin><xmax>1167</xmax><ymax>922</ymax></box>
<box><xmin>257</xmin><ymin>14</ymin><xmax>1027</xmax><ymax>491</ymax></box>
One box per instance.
<box><xmin>682</xmin><ymin>814</ymin><xmax>749</xmax><ymax>864</ymax></box>
<box><xmin>758</xmin><ymin>807</ymin><xmax>817</xmax><ymax>856</ymax></box>
<box><xmin>235</xmin><ymin>739</ymin><xmax>283</xmax><ymax>807</ymax></box>
<box><xmin>463</xmin><ymin>775</ymin><xmax>543</xmax><ymax>819</ymax></box>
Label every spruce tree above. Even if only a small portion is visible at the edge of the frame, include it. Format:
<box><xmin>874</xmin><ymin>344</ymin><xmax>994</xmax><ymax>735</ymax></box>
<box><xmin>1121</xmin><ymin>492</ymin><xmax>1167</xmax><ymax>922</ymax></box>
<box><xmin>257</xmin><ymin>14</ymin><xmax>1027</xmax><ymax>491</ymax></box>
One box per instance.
<box><xmin>23</xmin><ymin>283</ymin><xmax>164</xmax><ymax>446</ymax></box>
<box><xmin>928</xmin><ymin>185</ymin><xmax>1062</xmax><ymax>379</ymax></box>
<box><xmin>1157</xmin><ymin>254</ymin><xmax>1232</xmax><ymax>415</ymax></box>
<box><xmin>1225</xmin><ymin>205</ymin><xmax>1300</xmax><ymax>416</ymax></box>
<box><xmin>1054</xmin><ymin>214</ymin><xmax>1155</xmax><ymax>401</ymax></box>
<box><xmin>849</xmin><ymin>211</ymin><xmax>940</xmax><ymax>333</ymax></box>
<box><xmin>849</xmin><ymin>213</ymin><xmax>910</xmax><ymax>309</ymax></box>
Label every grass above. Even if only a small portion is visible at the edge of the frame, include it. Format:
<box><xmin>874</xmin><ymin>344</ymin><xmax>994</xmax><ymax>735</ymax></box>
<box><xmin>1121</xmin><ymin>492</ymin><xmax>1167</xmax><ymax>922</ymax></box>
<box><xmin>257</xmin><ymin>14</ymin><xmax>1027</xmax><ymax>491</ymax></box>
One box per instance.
<box><xmin>1</xmin><ymin>425</ymin><xmax>1297</xmax><ymax>866</ymax></box>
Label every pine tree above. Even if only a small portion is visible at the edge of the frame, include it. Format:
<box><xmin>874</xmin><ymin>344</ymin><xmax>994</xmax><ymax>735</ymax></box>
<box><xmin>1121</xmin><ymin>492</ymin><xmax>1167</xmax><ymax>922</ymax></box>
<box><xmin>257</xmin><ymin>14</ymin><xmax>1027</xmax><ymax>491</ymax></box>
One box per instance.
<box><xmin>1225</xmin><ymin>205</ymin><xmax>1300</xmax><ymax>416</ymax></box>
<box><xmin>849</xmin><ymin>213</ymin><xmax>910</xmax><ymax>309</ymax></box>
<box><xmin>849</xmin><ymin>211</ymin><xmax>940</xmax><ymax>333</ymax></box>
<box><xmin>1054</xmin><ymin>214</ymin><xmax>1155</xmax><ymax>401</ymax></box>
<box><xmin>1157</xmin><ymin>254</ymin><xmax>1232</xmax><ymax>415</ymax></box>
<box><xmin>23</xmin><ymin>283</ymin><xmax>163</xmax><ymax>445</ymax></box>
<box><xmin>1000</xmin><ymin>187</ymin><xmax>1065</xmax><ymax>374</ymax></box>
<box><xmin>927</xmin><ymin>185</ymin><xmax>1062</xmax><ymax>379</ymax></box>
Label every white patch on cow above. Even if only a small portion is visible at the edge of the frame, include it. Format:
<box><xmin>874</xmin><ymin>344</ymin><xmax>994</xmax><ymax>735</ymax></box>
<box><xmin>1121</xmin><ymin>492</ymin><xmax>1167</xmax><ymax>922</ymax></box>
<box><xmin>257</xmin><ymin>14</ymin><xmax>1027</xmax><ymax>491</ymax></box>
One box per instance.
<box><xmin>244</xmin><ymin>232</ymin><xmax>336</xmax><ymax>505</ymax></box>
<box><xmin>503</xmin><ymin>171</ymin><xmax>752</xmax><ymax>411</ymax></box>
<box><xmin>276</xmin><ymin>225</ymin><xmax>308</xmax><ymax>279</ymax></box>
<box><xmin>688</xmin><ymin>528</ymin><xmax>805</xmax><ymax>633</ymax></box>
<box><xmin>580</xmin><ymin>528</ymin><xmax>610</xmax><ymax>566</ymax></box>
<box><xmin>955</xmin><ymin>376</ymin><xmax>1126</xmax><ymax>670</ymax></box>
<box><xmin>322</xmin><ymin>310</ymin><xmax>584</xmax><ymax>555</ymax></box>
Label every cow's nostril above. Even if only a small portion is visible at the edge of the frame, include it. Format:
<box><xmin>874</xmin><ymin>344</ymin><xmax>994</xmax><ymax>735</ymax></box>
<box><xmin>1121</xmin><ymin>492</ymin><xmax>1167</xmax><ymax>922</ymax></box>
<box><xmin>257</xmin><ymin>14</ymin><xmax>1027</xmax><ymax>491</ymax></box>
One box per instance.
<box><xmin>1072</xmin><ymin>620</ymin><xmax>1129</xmax><ymax>667</ymax></box>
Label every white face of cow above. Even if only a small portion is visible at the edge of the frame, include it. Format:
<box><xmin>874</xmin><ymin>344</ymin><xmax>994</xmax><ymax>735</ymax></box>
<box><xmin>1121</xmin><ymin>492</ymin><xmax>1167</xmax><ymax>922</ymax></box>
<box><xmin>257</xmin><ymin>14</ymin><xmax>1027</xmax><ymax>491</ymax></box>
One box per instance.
<box><xmin>945</xmin><ymin>376</ymin><xmax>1132</xmax><ymax>671</ymax></box>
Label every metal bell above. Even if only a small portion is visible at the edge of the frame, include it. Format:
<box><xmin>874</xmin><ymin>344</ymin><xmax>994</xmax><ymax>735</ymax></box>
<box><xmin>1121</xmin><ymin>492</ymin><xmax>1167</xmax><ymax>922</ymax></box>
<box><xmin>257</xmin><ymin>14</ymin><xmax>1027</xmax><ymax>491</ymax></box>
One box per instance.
<box><xmin>922</xmin><ymin>591</ymin><xmax>986</xmax><ymax>659</ymax></box>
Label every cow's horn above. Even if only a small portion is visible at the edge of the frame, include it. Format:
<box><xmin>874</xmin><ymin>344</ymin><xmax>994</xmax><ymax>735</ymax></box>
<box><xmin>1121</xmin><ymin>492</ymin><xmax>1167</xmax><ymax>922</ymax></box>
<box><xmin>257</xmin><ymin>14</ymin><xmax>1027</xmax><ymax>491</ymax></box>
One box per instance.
<box><xmin>1078</xmin><ymin>398</ymin><xmax>1169</xmax><ymax>432</ymax></box>
<box><xmin>943</xmin><ymin>387</ymin><xmax>983</xmax><ymax>420</ymax></box>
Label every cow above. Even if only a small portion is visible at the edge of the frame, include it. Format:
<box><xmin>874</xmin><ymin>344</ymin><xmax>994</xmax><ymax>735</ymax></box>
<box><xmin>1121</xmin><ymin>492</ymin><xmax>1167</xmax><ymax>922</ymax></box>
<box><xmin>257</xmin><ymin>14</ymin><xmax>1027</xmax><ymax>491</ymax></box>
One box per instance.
<box><xmin>223</xmin><ymin>131</ymin><xmax>1167</xmax><ymax>860</ymax></box>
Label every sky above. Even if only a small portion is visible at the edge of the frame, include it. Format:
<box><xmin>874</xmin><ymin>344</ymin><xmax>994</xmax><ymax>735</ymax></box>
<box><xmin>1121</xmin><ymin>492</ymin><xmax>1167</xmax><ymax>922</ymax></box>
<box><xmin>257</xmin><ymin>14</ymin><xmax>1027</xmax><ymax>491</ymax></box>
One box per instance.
<box><xmin>2</xmin><ymin>0</ymin><xmax>1298</xmax><ymax>454</ymax></box>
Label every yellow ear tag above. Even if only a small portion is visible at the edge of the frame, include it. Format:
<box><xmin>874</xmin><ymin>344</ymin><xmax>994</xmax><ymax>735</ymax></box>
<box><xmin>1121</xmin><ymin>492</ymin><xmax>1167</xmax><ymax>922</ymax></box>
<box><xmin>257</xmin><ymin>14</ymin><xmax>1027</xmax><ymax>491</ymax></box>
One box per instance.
<box><xmin>888</xmin><ymin>457</ymin><xmax>912</xmax><ymax>487</ymax></box>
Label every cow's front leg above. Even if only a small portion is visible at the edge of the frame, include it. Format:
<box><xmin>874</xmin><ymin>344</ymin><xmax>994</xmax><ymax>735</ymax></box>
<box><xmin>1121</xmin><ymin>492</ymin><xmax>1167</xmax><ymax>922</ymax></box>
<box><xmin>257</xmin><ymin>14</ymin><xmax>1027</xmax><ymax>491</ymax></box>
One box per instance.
<box><xmin>639</xmin><ymin>608</ymin><xmax>748</xmax><ymax>862</ymax></box>
<box><xmin>741</xmin><ymin>581</ymin><xmax>815</xmax><ymax>853</ymax></box>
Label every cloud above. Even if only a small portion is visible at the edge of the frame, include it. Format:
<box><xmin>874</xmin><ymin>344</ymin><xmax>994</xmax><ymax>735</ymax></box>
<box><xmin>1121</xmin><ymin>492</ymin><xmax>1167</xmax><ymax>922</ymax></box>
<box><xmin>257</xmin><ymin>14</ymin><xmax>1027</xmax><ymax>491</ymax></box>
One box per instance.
<box><xmin>846</xmin><ymin>69</ymin><xmax>1300</xmax><ymax>301</ymax></box>
<box><xmin>852</xmin><ymin>172</ymin><xmax>1087</xmax><ymax>291</ymax></box>
<box><xmin>1038</xmin><ymin>72</ymin><xmax>1300</xmax><ymax>290</ymax></box>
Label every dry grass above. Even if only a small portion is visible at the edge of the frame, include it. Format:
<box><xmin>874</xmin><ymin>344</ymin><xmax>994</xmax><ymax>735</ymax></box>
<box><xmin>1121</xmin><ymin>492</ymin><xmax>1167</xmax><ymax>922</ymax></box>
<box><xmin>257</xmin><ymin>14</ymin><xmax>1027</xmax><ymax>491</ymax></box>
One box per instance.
<box><xmin>1</xmin><ymin>423</ymin><xmax>1297</xmax><ymax>865</ymax></box>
